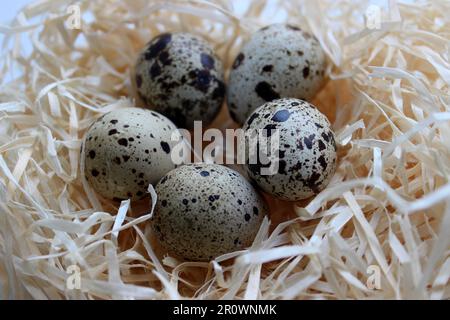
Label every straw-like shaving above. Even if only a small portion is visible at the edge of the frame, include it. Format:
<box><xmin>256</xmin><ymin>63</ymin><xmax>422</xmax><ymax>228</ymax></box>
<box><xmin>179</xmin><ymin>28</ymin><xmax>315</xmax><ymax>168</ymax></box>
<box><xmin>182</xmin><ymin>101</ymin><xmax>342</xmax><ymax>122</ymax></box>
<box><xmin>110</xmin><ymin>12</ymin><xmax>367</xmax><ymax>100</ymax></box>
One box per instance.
<box><xmin>0</xmin><ymin>0</ymin><xmax>449</xmax><ymax>299</ymax></box>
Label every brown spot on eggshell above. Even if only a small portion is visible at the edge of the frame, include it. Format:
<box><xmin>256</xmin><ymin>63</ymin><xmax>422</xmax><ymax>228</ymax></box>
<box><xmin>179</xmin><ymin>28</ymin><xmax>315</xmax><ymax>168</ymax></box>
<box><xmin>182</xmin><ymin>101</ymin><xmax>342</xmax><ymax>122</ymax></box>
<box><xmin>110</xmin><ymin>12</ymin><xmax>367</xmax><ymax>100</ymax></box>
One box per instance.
<box><xmin>255</xmin><ymin>81</ymin><xmax>280</xmax><ymax>101</ymax></box>
<box><xmin>303</xmin><ymin>66</ymin><xmax>310</xmax><ymax>79</ymax></box>
<box><xmin>232</xmin><ymin>53</ymin><xmax>245</xmax><ymax>69</ymax></box>
<box><xmin>118</xmin><ymin>138</ymin><xmax>128</xmax><ymax>146</ymax></box>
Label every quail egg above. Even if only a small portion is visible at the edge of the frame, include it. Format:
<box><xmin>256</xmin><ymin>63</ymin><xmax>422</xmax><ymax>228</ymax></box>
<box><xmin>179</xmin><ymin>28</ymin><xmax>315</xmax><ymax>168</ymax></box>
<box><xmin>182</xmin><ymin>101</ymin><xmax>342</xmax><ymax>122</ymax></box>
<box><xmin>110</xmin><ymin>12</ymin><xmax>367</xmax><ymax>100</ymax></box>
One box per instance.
<box><xmin>83</xmin><ymin>107</ymin><xmax>184</xmax><ymax>201</ymax></box>
<box><xmin>228</xmin><ymin>24</ymin><xmax>327</xmax><ymax>124</ymax></box>
<box><xmin>152</xmin><ymin>164</ymin><xmax>268</xmax><ymax>261</ymax></box>
<box><xmin>135</xmin><ymin>32</ymin><xmax>226</xmax><ymax>130</ymax></box>
<box><xmin>243</xmin><ymin>98</ymin><xmax>337</xmax><ymax>201</ymax></box>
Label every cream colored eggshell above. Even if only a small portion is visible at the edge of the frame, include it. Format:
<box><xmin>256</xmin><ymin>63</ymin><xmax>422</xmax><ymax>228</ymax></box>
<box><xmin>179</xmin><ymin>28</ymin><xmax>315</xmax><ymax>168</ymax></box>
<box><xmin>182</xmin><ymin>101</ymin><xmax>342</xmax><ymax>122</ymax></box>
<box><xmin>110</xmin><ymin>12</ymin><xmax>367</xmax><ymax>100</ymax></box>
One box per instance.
<box><xmin>135</xmin><ymin>32</ymin><xmax>225</xmax><ymax>130</ymax></box>
<box><xmin>243</xmin><ymin>98</ymin><xmax>337</xmax><ymax>201</ymax></box>
<box><xmin>84</xmin><ymin>107</ymin><xmax>182</xmax><ymax>201</ymax></box>
<box><xmin>228</xmin><ymin>24</ymin><xmax>327</xmax><ymax>125</ymax></box>
<box><xmin>152</xmin><ymin>164</ymin><xmax>268</xmax><ymax>261</ymax></box>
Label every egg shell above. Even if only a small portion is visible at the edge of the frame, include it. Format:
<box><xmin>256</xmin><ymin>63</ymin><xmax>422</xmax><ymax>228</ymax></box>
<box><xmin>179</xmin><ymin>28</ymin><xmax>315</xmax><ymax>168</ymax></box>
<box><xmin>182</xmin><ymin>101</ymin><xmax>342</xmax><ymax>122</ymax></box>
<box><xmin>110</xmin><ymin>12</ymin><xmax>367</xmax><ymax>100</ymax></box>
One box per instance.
<box><xmin>83</xmin><ymin>107</ymin><xmax>183</xmax><ymax>201</ymax></box>
<box><xmin>243</xmin><ymin>98</ymin><xmax>337</xmax><ymax>201</ymax></box>
<box><xmin>135</xmin><ymin>32</ymin><xmax>226</xmax><ymax>130</ymax></box>
<box><xmin>152</xmin><ymin>164</ymin><xmax>268</xmax><ymax>261</ymax></box>
<box><xmin>227</xmin><ymin>24</ymin><xmax>327</xmax><ymax>125</ymax></box>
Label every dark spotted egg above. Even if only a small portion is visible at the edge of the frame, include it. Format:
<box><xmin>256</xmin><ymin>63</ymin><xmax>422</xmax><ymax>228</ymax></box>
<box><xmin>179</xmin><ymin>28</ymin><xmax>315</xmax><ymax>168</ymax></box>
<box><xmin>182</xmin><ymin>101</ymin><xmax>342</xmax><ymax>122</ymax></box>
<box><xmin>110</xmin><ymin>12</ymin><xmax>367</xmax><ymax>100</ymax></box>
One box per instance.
<box><xmin>135</xmin><ymin>32</ymin><xmax>226</xmax><ymax>130</ymax></box>
<box><xmin>243</xmin><ymin>98</ymin><xmax>337</xmax><ymax>201</ymax></box>
<box><xmin>83</xmin><ymin>107</ymin><xmax>183</xmax><ymax>201</ymax></box>
<box><xmin>227</xmin><ymin>24</ymin><xmax>327</xmax><ymax>125</ymax></box>
<box><xmin>152</xmin><ymin>164</ymin><xmax>268</xmax><ymax>261</ymax></box>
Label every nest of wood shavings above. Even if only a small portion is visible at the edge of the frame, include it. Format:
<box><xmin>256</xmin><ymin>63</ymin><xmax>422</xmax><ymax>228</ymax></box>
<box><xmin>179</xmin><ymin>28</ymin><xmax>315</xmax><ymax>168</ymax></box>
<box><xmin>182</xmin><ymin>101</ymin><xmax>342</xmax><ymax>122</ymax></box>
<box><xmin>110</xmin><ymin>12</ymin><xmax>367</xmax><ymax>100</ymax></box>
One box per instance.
<box><xmin>0</xmin><ymin>0</ymin><xmax>449</xmax><ymax>300</ymax></box>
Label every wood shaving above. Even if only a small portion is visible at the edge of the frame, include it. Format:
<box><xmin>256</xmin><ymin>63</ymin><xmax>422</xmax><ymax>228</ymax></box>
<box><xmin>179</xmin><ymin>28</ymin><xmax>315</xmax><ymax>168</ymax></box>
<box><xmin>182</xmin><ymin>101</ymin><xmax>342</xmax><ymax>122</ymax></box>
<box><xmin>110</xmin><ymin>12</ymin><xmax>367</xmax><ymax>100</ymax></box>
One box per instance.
<box><xmin>0</xmin><ymin>0</ymin><xmax>449</xmax><ymax>299</ymax></box>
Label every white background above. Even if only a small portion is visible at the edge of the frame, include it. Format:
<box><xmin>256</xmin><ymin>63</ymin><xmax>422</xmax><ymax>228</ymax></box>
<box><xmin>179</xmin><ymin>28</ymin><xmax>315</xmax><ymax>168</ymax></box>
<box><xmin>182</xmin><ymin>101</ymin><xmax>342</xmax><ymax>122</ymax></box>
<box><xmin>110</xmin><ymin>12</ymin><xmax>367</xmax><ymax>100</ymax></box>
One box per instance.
<box><xmin>0</xmin><ymin>0</ymin><xmax>30</xmax><ymax>25</ymax></box>
<box><xmin>0</xmin><ymin>0</ymin><xmax>392</xmax><ymax>27</ymax></box>
<box><xmin>0</xmin><ymin>0</ymin><xmax>393</xmax><ymax>58</ymax></box>
<box><xmin>0</xmin><ymin>0</ymin><xmax>30</xmax><ymax>47</ymax></box>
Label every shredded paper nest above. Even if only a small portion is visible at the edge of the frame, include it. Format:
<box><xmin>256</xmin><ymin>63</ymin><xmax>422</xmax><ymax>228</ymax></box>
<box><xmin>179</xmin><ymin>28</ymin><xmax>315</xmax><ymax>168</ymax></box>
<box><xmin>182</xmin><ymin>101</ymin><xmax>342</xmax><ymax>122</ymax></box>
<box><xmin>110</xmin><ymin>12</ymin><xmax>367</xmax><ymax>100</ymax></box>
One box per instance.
<box><xmin>1</xmin><ymin>0</ymin><xmax>449</xmax><ymax>300</ymax></box>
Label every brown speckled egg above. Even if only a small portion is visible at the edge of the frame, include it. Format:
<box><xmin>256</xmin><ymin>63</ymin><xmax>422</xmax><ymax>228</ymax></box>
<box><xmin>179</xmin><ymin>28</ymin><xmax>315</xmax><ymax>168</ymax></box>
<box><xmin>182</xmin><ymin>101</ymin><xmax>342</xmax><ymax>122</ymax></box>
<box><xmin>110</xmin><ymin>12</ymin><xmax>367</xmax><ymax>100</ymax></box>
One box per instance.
<box><xmin>135</xmin><ymin>32</ymin><xmax>226</xmax><ymax>130</ymax></box>
<box><xmin>243</xmin><ymin>98</ymin><xmax>337</xmax><ymax>201</ymax></box>
<box><xmin>152</xmin><ymin>164</ymin><xmax>268</xmax><ymax>261</ymax></box>
<box><xmin>83</xmin><ymin>107</ymin><xmax>184</xmax><ymax>201</ymax></box>
<box><xmin>227</xmin><ymin>24</ymin><xmax>327</xmax><ymax>125</ymax></box>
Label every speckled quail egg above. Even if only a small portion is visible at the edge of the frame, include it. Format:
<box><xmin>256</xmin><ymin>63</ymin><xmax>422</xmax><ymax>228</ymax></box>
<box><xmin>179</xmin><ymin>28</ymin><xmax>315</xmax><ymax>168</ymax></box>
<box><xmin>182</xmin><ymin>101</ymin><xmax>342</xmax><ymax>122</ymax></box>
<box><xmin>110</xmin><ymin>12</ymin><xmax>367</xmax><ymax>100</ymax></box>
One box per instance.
<box><xmin>152</xmin><ymin>164</ymin><xmax>268</xmax><ymax>261</ymax></box>
<box><xmin>83</xmin><ymin>107</ymin><xmax>184</xmax><ymax>201</ymax></box>
<box><xmin>135</xmin><ymin>32</ymin><xmax>226</xmax><ymax>130</ymax></box>
<box><xmin>243</xmin><ymin>98</ymin><xmax>337</xmax><ymax>201</ymax></box>
<box><xmin>227</xmin><ymin>24</ymin><xmax>327</xmax><ymax>125</ymax></box>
